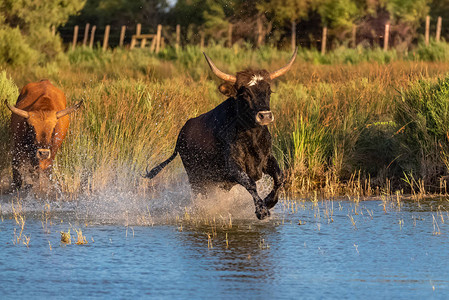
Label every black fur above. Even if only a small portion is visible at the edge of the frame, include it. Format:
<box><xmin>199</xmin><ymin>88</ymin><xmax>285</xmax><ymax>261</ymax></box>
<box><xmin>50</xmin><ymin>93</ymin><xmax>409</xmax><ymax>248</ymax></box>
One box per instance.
<box><xmin>145</xmin><ymin>69</ymin><xmax>284</xmax><ymax>220</ymax></box>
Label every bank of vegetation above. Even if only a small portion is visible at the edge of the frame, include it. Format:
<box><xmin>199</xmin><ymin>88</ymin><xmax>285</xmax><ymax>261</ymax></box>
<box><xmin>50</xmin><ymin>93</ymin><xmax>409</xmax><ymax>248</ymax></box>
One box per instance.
<box><xmin>2</xmin><ymin>44</ymin><xmax>449</xmax><ymax>197</ymax></box>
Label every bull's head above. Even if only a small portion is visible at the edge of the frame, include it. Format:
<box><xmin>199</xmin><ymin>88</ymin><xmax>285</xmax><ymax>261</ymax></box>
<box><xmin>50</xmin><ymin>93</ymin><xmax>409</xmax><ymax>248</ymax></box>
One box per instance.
<box><xmin>5</xmin><ymin>100</ymin><xmax>83</xmax><ymax>161</ymax></box>
<box><xmin>203</xmin><ymin>48</ymin><xmax>297</xmax><ymax>126</ymax></box>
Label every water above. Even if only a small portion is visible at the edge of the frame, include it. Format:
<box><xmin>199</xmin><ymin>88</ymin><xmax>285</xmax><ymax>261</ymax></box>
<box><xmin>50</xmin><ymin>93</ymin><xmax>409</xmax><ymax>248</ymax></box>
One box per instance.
<box><xmin>1</xmin><ymin>189</ymin><xmax>449</xmax><ymax>299</ymax></box>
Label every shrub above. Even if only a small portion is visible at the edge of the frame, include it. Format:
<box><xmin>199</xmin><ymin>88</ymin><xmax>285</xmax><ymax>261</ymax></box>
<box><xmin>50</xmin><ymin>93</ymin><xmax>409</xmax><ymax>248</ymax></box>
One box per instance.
<box><xmin>394</xmin><ymin>76</ymin><xmax>449</xmax><ymax>186</ymax></box>
<box><xmin>411</xmin><ymin>41</ymin><xmax>449</xmax><ymax>62</ymax></box>
<box><xmin>0</xmin><ymin>71</ymin><xmax>19</xmax><ymax>179</ymax></box>
<box><xmin>0</xmin><ymin>27</ymin><xmax>38</xmax><ymax>66</ymax></box>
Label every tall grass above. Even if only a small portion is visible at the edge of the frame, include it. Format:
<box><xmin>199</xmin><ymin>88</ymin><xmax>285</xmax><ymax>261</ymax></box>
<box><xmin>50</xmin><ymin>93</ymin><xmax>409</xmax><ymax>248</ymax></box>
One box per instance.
<box><xmin>394</xmin><ymin>75</ymin><xmax>449</xmax><ymax>188</ymax></box>
<box><xmin>3</xmin><ymin>45</ymin><xmax>449</xmax><ymax>196</ymax></box>
<box><xmin>0</xmin><ymin>71</ymin><xmax>19</xmax><ymax>184</ymax></box>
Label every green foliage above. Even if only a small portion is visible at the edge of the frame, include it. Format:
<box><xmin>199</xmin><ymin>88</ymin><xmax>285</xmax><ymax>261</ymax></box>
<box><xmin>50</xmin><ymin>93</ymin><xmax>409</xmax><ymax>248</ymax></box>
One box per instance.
<box><xmin>0</xmin><ymin>27</ymin><xmax>38</xmax><ymax>66</ymax></box>
<box><xmin>171</xmin><ymin>0</ymin><xmax>208</xmax><ymax>28</ymax></box>
<box><xmin>69</xmin><ymin>0</ymin><xmax>167</xmax><ymax>28</ymax></box>
<box><xmin>394</xmin><ymin>76</ymin><xmax>449</xmax><ymax>184</ymax></box>
<box><xmin>260</xmin><ymin>0</ymin><xmax>310</xmax><ymax>23</ymax></box>
<box><xmin>0</xmin><ymin>0</ymin><xmax>85</xmax><ymax>64</ymax></box>
<box><xmin>382</xmin><ymin>0</ymin><xmax>430</xmax><ymax>26</ymax></box>
<box><xmin>203</xmin><ymin>0</ymin><xmax>229</xmax><ymax>35</ymax></box>
<box><xmin>410</xmin><ymin>41</ymin><xmax>449</xmax><ymax>62</ymax></box>
<box><xmin>0</xmin><ymin>70</ymin><xmax>18</xmax><ymax>177</ymax></box>
<box><xmin>0</xmin><ymin>0</ymin><xmax>86</xmax><ymax>29</ymax></box>
<box><xmin>316</xmin><ymin>0</ymin><xmax>359</xmax><ymax>29</ymax></box>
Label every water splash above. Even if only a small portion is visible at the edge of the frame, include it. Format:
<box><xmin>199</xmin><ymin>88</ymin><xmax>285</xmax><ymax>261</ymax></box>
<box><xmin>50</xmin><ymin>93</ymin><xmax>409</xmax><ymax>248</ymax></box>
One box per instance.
<box><xmin>0</xmin><ymin>174</ymin><xmax>276</xmax><ymax>225</ymax></box>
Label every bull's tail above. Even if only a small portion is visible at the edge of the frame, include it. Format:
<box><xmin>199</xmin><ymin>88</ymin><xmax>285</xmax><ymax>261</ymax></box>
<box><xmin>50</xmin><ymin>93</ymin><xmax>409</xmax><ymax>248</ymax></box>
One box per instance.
<box><xmin>143</xmin><ymin>149</ymin><xmax>178</xmax><ymax>179</ymax></box>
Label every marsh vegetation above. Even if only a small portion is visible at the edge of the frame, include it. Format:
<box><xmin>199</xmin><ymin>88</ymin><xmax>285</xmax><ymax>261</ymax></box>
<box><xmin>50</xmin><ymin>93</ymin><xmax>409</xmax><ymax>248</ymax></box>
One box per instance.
<box><xmin>3</xmin><ymin>44</ymin><xmax>449</xmax><ymax>197</ymax></box>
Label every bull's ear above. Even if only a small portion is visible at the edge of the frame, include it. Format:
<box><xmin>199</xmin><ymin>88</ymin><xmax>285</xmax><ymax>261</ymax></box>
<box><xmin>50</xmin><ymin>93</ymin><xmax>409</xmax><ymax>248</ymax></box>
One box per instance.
<box><xmin>218</xmin><ymin>83</ymin><xmax>236</xmax><ymax>97</ymax></box>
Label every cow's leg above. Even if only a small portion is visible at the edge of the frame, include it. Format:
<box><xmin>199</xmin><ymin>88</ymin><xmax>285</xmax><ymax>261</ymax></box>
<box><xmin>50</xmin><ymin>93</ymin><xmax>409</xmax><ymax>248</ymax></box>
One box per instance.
<box><xmin>228</xmin><ymin>160</ymin><xmax>269</xmax><ymax>220</ymax></box>
<box><xmin>263</xmin><ymin>155</ymin><xmax>284</xmax><ymax>209</ymax></box>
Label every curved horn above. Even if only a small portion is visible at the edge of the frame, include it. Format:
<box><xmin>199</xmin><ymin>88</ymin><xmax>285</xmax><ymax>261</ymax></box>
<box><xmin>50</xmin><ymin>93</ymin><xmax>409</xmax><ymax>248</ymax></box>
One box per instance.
<box><xmin>56</xmin><ymin>100</ymin><xmax>83</xmax><ymax>119</ymax></box>
<box><xmin>203</xmin><ymin>52</ymin><xmax>236</xmax><ymax>83</ymax></box>
<box><xmin>269</xmin><ymin>47</ymin><xmax>298</xmax><ymax>80</ymax></box>
<box><xmin>5</xmin><ymin>100</ymin><xmax>30</xmax><ymax>119</ymax></box>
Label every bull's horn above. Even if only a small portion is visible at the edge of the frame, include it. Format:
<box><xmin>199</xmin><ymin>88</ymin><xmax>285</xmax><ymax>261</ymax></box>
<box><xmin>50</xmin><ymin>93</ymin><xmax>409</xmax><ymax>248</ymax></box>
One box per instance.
<box><xmin>5</xmin><ymin>100</ymin><xmax>30</xmax><ymax>119</ymax></box>
<box><xmin>56</xmin><ymin>100</ymin><xmax>83</xmax><ymax>119</ymax></box>
<box><xmin>203</xmin><ymin>53</ymin><xmax>236</xmax><ymax>83</ymax></box>
<box><xmin>269</xmin><ymin>47</ymin><xmax>298</xmax><ymax>80</ymax></box>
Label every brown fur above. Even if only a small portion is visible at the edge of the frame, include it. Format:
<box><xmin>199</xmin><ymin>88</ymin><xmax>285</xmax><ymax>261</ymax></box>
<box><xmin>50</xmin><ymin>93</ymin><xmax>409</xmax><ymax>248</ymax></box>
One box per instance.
<box><xmin>9</xmin><ymin>80</ymin><xmax>70</xmax><ymax>189</ymax></box>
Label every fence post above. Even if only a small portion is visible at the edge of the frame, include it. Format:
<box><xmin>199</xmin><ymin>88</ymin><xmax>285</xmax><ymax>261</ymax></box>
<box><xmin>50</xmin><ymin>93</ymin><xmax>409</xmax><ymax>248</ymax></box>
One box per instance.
<box><xmin>82</xmin><ymin>23</ymin><xmax>90</xmax><ymax>46</ymax></box>
<box><xmin>102</xmin><ymin>25</ymin><xmax>110</xmax><ymax>51</ymax></box>
<box><xmin>425</xmin><ymin>15</ymin><xmax>430</xmax><ymax>46</ymax></box>
<box><xmin>384</xmin><ymin>23</ymin><xmax>390</xmax><ymax>51</ymax></box>
<box><xmin>119</xmin><ymin>25</ymin><xmax>126</xmax><ymax>47</ymax></box>
<box><xmin>436</xmin><ymin>16</ymin><xmax>442</xmax><ymax>42</ymax></box>
<box><xmin>228</xmin><ymin>24</ymin><xmax>232</xmax><ymax>48</ymax></box>
<box><xmin>291</xmin><ymin>20</ymin><xmax>296</xmax><ymax>52</ymax></box>
<box><xmin>141</xmin><ymin>36</ymin><xmax>147</xmax><ymax>48</ymax></box>
<box><xmin>89</xmin><ymin>25</ymin><xmax>96</xmax><ymax>48</ymax></box>
<box><xmin>51</xmin><ymin>25</ymin><xmax>56</xmax><ymax>37</ymax></box>
<box><xmin>150</xmin><ymin>38</ymin><xmax>157</xmax><ymax>52</ymax></box>
<box><xmin>155</xmin><ymin>24</ymin><xmax>162</xmax><ymax>53</ymax></box>
<box><xmin>176</xmin><ymin>24</ymin><xmax>181</xmax><ymax>51</ymax></box>
<box><xmin>72</xmin><ymin>25</ymin><xmax>79</xmax><ymax>51</ymax></box>
<box><xmin>321</xmin><ymin>27</ymin><xmax>327</xmax><ymax>55</ymax></box>
<box><xmin>130</xmin><ymin>23</ymin><xmax>141</xmax><ymax>49</ymax></box>
<box><xmin>352</xmin><ymin>24</ymin><xmax>356</xmax><ymax>48</ymax></box>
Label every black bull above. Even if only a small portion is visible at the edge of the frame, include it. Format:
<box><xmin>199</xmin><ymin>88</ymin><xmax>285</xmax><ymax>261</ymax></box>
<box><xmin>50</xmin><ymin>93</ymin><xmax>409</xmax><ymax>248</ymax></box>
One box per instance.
<box><xmin>145</xmin><ymin>49</ymin><xmax>297</xmax><ymax>220</ymax></box>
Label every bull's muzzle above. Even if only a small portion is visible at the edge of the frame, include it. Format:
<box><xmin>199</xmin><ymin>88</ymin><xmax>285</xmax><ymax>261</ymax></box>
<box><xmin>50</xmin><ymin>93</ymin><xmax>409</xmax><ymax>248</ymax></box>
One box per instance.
<box><xmin>37</xmin><ymin>149</ymin><xmax>51</xmax><ymax>160</ymax></box>
<box><xmin>256</xmin><ymin>111</ymin><xmax>274</xmax><ymax>125</ymax></box>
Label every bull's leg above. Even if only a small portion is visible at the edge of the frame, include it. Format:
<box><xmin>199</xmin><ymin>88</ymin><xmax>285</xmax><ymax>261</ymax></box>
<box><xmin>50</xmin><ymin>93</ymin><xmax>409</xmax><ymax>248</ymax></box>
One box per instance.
<box><xmin>228</xmin><ymin>160</ymin><xmax>269</xmax><ymax>220</ymax></box>
<box><xmin>11</xmin><ymin>158</ymin><xmax>22</xmax><ymax>190</ymax></box>
<box><xmin>263</xmin><ymin>155</ymin><xmax>284</xmax><ymax>209</ymax></box>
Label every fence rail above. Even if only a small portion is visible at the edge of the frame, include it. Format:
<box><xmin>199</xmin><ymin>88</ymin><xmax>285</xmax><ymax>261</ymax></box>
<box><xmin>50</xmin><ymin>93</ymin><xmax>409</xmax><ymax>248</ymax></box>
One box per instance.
<box><xmin>64</xmin><ymin>15</ymin><xmax>445</xmax><ymax>54</ymax></box>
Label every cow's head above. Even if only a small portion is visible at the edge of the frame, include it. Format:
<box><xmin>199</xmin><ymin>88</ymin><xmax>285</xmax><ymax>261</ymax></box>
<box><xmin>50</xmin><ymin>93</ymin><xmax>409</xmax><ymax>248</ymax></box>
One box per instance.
<box><xmin>6</xmin><ymin>100</ymin><xmax>82</xmax><ymax>161</ymax></box>
<box><xmin>204</xmin><ymin>48</ymin><xmax>297</xmax><ymax>126</ymax></box>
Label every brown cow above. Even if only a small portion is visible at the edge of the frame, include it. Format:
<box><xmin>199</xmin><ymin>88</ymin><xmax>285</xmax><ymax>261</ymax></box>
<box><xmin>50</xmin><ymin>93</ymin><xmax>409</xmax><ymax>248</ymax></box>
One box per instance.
<box><xmin>5</xmin><ymin>80</ymin><xmax>82</xmax><ymax>189</ymax></box>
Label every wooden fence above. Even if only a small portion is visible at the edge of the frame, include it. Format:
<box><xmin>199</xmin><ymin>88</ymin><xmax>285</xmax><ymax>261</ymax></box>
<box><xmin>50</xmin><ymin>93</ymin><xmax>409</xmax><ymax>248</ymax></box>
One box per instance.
<box><xmin>67</xmin><ymin>15</ymin><xmax>444</xmax><ymax>54</ymax></box>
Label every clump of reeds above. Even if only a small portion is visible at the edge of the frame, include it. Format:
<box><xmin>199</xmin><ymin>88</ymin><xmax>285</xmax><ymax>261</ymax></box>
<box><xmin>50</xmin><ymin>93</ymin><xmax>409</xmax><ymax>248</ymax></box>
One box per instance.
<box><xmin>74</xmin><ymin>228</ymin><xmax>88</xmax><ymax>245</ymax></box>
<box><xmin>60</xmin><ymin>230</ymin><xmax>71</xmax><ymax>244</ymax></box>
<box><xmin>394</xmin><ymin>75</ymin><xmax>449</xmax><ymax>192</ymax></box>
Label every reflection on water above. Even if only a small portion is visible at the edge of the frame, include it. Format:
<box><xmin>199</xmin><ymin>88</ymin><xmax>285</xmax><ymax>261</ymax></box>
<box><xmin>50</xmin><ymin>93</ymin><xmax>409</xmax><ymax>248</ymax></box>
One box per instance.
<box><xmin>1</xmin><ymin>192</ymin><xmax>449</xmax><ymax>298</ymax></box>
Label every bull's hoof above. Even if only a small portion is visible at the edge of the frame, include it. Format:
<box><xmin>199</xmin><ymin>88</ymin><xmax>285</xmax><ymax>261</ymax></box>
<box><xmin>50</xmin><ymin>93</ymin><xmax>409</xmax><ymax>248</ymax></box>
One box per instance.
<box><xmin>264</xmin><ymin>190</ymin><xmax>279</xmax><ymax>209</ymax></box>
<box><xmin>255</xmin><ymin>205</ymin><xmax>270</xmax><ymax>220</ymax></box>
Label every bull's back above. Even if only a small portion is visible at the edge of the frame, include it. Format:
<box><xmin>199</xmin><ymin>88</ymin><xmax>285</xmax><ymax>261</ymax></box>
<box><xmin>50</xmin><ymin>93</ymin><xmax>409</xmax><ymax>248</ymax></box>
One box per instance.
<box><xmin>178</xmin><ymin>115</ymin><xmax>229</xmax><ymax>183</ymax></box>
<box><xmin>15</xmin><ymin>80</ymin><xmax>67</xmax><ymax>111</ymax></box>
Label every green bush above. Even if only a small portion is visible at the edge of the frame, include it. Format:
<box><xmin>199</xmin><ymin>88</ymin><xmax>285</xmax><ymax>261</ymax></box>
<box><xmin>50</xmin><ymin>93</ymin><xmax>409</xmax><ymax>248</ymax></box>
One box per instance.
<box><xmin>394</xmin><ymin>76</ymin><xmax>449</xmax><ymax>185</ymax></box>
<box><xmin>411</xmin><ymin>41</ymin><xmax>449</xmax><ymax>62</ymax></box>
<box><xmin>0</xmin><ymin>27</ymin><xmax>38</xmax><ymax>66</ymax></box>
<box><xmin>0</xmin><ymin>71</ymin><xmax>19</xmax><ymax>176</ymax></box>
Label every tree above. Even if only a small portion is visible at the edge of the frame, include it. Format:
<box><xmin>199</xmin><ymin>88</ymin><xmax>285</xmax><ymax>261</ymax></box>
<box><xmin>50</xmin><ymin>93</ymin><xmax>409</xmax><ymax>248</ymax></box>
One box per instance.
<box><xmin>315</xmin><ymin>0</ymin><xmax>359</xmax><ymax>29</ymax></box>
<box><xmin>429</xmin><ymin>0</ymin><xmax>449</xmax><ymax>40</ymax></box>
<box><xmin>69</xmin><ymin>0</ymin><xmax>169</xmax><ymax>28</ymax></box>
<box><xmin>0</xmin><ymin>0</ymin><xmax>86</xmax><ymax>64</ymax></box>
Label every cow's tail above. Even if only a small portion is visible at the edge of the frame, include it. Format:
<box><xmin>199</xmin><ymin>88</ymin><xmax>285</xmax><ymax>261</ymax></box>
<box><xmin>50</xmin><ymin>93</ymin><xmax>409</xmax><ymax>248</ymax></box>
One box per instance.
<box><xmin>143</xmin><ymin>147</ymin><xmax>179</xmax><ymax>180</ymax></box>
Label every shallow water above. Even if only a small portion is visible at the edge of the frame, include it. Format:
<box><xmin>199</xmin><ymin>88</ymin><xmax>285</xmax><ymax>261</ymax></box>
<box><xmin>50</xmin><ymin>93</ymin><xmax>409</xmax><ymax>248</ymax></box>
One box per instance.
<box><xmin>1</xmin><ymin>189</ymin><xmax>449</xmax><ymax>298</ymax></box>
